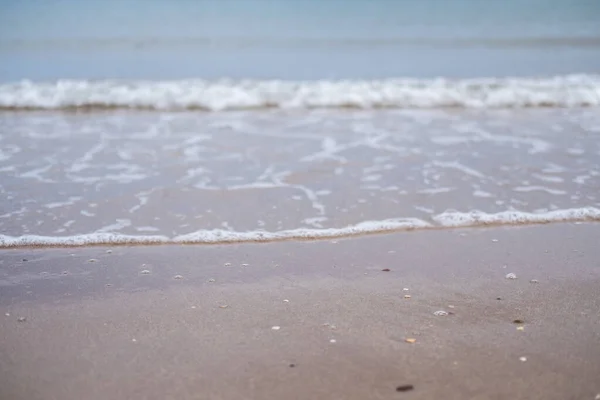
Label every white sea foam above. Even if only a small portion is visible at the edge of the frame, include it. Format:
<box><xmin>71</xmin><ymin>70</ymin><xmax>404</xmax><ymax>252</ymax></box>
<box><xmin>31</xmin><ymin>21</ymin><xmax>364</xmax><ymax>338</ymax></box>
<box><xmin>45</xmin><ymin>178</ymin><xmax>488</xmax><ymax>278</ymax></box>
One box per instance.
<box><xmin>1</xmin><ymin>75</ymin><xmax>599</xmax><ymax>111</ymax></box>
<box><xmin>0</xmin><ymin>233</ymin><xmax>169</xmax><ymax>247</ymax></box>
<box><xmin>433</xmin><ymin>207</ymin><xmax>600</xmax><ymax>227</ymax></box>
<box><xmin>473</xmin><ymin>190</ymin><xmax>493</xmax><ymax>198</ymax></box>
<box><xmin>0</xmin><ymin>218</ymin><xmax>429</xmax><ymax>247</ymax></box>
<box><xmin>1</xmin><ymin>208</ymin><xmax>598</xmax><ymax>248</ymax></box>
<box><xmin>513</xmin><ymin>186</ymin><xmax>567</xmax><ymax>195</ymax></box>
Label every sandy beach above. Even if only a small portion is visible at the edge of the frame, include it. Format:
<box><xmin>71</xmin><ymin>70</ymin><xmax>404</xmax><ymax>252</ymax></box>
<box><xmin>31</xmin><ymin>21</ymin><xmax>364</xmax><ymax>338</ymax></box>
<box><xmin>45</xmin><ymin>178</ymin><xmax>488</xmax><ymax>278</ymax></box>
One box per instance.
<box><xmin>2</xmin><ymin>222</ymin><xmax>599</xmax><ymax>400</ymax></box>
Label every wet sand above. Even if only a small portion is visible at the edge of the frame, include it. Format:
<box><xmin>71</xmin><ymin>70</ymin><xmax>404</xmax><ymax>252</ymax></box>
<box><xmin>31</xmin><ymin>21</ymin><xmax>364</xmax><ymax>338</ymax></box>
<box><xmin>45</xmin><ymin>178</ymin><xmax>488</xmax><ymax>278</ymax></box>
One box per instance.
<box><xmin>1</xmin><ymin>223</ymin><xmax>600</xmax><ymax>400</ymax></box>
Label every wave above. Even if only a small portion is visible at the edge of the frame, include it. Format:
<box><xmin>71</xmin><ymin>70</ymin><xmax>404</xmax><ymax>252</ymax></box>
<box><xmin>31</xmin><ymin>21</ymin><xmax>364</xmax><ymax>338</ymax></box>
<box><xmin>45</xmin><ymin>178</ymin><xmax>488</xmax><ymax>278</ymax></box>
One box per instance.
<box><xmin>1</xmin><ymin>75</ymin><xmax>599</xmax><ymax>111</ymax></box>
<box><xmin>1</xmin><ymin>208</ymin><xmax>599</xmax><ymax>248</ymax></box>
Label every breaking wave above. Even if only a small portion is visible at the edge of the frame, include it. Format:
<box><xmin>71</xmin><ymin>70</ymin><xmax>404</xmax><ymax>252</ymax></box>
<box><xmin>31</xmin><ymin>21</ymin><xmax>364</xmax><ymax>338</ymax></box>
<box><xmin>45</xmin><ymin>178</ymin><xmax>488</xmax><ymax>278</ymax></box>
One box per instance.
<box><xmin>1</xmin><ymin>75</ymin><xmax>599</xmax><ymax>111</ymax></box>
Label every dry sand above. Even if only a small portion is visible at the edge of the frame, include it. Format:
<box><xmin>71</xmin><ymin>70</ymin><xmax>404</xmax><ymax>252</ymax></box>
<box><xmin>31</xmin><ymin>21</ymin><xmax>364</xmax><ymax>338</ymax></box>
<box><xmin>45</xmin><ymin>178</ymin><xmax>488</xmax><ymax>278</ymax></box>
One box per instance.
<box><xmin>1</xmin><ymin>223</ymin><xmax>600</xmax><ymax>400</ymax></box>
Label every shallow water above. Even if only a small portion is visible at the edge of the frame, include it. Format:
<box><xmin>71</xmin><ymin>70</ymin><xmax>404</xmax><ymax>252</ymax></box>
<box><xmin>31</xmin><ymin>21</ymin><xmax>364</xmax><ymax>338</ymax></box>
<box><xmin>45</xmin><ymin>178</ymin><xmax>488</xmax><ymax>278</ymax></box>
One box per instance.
<box><xmin>1</xmin><ymin>0</ymin><xmax>600</xmax><ymax>81</ymax></box>
<box><xmin>1</xmin><ymin>108</ymin><xmax>599</xmax><ymax>246</ymax></box>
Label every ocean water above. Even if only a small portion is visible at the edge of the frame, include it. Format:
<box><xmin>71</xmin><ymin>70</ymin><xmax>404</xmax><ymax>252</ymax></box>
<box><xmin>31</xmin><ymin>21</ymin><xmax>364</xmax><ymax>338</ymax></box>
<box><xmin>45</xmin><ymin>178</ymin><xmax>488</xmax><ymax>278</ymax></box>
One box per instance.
<box><xmin>2</xmin><ymin>0</ymin><xmax>600</xmax><ymax>81</ymax></box>
<box><xmin>1</xmin><ymin>0</ymin><xmax>600</xmax><ymax>247</ymax></box>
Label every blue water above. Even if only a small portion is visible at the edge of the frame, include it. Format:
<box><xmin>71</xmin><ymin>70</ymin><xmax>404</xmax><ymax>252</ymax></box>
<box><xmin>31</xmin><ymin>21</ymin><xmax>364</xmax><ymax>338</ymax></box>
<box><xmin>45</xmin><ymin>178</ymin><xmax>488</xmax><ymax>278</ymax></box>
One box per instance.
<box><xmin>1</xmin><ymin>0</ymin><xmax>600</xmax><ymax>81</ymax></box>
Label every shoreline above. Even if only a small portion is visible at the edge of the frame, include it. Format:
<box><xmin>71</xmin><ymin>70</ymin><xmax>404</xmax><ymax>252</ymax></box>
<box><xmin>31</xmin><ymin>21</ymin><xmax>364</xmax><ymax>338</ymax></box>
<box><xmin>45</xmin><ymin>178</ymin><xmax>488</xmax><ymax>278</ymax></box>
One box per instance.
<box><xmin>2</xmin><ymin>210</ymin><xmax>600</xmax><ymax>249</ymax></box>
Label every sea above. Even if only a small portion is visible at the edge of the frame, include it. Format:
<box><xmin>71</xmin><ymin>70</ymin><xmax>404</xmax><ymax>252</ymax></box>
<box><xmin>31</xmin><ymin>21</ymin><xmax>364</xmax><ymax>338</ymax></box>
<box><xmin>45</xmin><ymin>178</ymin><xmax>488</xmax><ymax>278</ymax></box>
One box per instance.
<box><xmin>1</xmin><ymin>0</ymin><xmax>599</xmax><ymax>247</ymax></box>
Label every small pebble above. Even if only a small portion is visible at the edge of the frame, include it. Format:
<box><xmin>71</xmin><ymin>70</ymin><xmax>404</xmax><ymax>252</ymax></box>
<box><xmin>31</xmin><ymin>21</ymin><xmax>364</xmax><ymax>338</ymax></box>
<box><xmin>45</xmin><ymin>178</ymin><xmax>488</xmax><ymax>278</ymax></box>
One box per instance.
<box><xmin>17</xmin><ymin>317</ymin><xmax>27</xmax><ymax>322</ymax></box>
<box><xmin>5</xmin><ymin>313</ymin><xmax>10</xmax><ymax>317</ymax></box>
<box><xmin>105</xmin><ymin>283</ymin><xmax>112</xmax><ymax>287</ymax></box>
<box><xmin>329</xmin><ymin>339</ymin><xmax>337</xmax><ymax>343</ymax></box>
<box><xmin>381</xmin><ymin>268</ymin><xmax>391</xmax><ymax>272</ymax></box>
<box><xmin>403</xmin><ymin>288</ymin><xmax>409</xmax><ymax>291</ymax></box>
<box><xmin>132</xmin><ymin>338</ymin><xmax>137</xmax><ymax>342</ymax></box>
<box><xmin>448</xmin><ymin>305</ymin><xmax>455</xmax><ymax>309</ymax></box>
<box><xmin>62</xmin><ymin>271</ymin><xmax>68</xmax><ymax>275</ymax></box>
<box><xmin>173</xmin><ymin>275</ymin><xmax>183</xmax><ymax>280</ymax></box>
<box><xmin>496</xmin><ymin>297</ymin><xmax>502</xmax><ymax>300</ymax></box>
<box><xmin>517</xmin><ymin>326</ymin><xmax>525</xmax><ymax>331</ymax></box>
<box><xmin>22</xmin><ymin>258</ymin><xmax>28</xmax><ymax>262</ymax></box>
<box><xmin>505</xmin><ymin>273</ymin><xmax>517</xmax><ymax>280</ymax></box>
<box><xmin>106</xmin><ymin>250</ymin><xmax>112</xmax><ymax>254</ymax></box>
<box><xmin>224</xmin><ymin>263</ymin><xmax>231</xmax><ymax>266</ymax></box>
<box><xmin>519</xmin><ymin>356</ymin><xmax>527</xmax><ymax>362</ymax></box>
<box><xmin>513</xmin><ymin>319</ymin><xmax>525</xmax><ymax>324</ymax></box>
<box><xmin>219</xmin><ymin>305</ymin><xmax>229</xmax><ymax>309</ymax></box>
<box><xmin>405</xmin><ymin>338</ymin><xmax>417</xmax><ymax>344</ymax></box>
<box><xmin>241</xmin><ymin>263</ymin><xmax>249</xmax><ymax>267</ymax></box>
<box><xmin>140</xmin><ymin>269</ymin><xmax>151</xmax><ymax>275</ymax></box>
<box><xmin>207</xmin><ymin>278</ymin><xmax>216</xmax><ymax>283</ymax></box>
<box><xmin>594</xmin><ymin>394</ymin><xmax>600</xmax><ymax>400</ymax></box>
<box><xmin>88</xmin><ymin>259</ymin><xmax>98</xmax><ymax>263</ymax></box>
<box><xmin>289</xmin><ymin>363</ymin><xmax>296</xmax><ymax>368</ymax></box>
<box><xmin>191</xmin><ymin>306</ymin><xmax>197</xmax><ymax>309</ymax></box>
<box><xmin>404</xmin><ymin>294</ymin><xmax>411</xmax><ymax>299</ymax></box>
<box><xmin>492</xmin><ymin>239</ymin><xmax>499</xmax><ymax>242</ymax></box>
<box><xmin>433</xmin><ymin>310</ymin><xmax>449</xmax><ymax>316</ymax></box>
<box><xmin>283</xmin><ymin>299</ymin><xmax>290</xmax><ymax>303</ymax></box>
<box><xmin>530</xmin><ymin>279</ymin><xmax>539</xmax><ymax>284</ymax></box>
<box><xmin>396</xmin><ymin>385</ymin><xmax>414</xmax><ymax>392</ymax></box>
<box><xmin>272</xmin><ymin>326</ymin><xmax>281</xmax><ymax>331</ymax></box>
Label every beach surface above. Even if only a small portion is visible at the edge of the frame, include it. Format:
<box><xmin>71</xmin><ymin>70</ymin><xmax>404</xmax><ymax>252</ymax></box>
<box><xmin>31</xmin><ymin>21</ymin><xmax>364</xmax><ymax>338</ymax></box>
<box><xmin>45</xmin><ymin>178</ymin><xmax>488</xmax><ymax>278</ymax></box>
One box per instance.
<box><xmin>2</xmin><ymin>222</ymin><xmax>599</xmax><ymax>400</ymax></box>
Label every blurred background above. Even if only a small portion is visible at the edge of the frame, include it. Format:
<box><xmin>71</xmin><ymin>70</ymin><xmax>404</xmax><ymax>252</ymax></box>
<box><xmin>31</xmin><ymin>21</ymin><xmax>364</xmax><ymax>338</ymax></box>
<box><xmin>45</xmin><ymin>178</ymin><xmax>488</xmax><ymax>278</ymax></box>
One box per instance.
<box><xmin>1</xmin><ymin>0</ymin><xmax>599</xmax><ymax>81</ymax></box>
